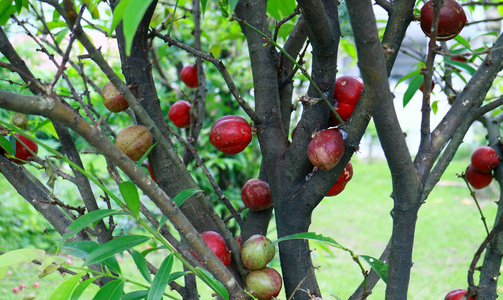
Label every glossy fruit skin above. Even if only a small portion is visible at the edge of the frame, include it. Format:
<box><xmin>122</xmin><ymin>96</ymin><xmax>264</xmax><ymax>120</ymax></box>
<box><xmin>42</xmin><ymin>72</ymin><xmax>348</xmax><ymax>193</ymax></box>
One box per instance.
<box><xmin>180</xmin><ymin>65</ymin><xmax>199</xmax><ymax>88</ymax></box>
<box><xmin>101</xmin><ymin>82</ymin><xmax>129</xmax><ymax>112</ymax></box>
<box><xmin>168</xmin><ymin>100</ymin><xmax>192</xmax><ymax>128</ymax></box>
<box><xmin>209</xmin><ymin>115</ymin><xmax>252</xmax><ymax>155</ymax></box>
<box><xmin>308</xmin><ymin>128</ymin><xmax>345</xmax><ymax>171</ymax></box>
<box><xmin>327</xmin><ymin>162</ymin><xmax>353</xmax><ymax>197</ymax></box>
<box><xmin>465</xmin><ymin>164</ymin><xmax>493</xmax><ymax>189</ymax></box>
<box><xmin>8</xmin><ymin>134</ymin><xmax>38</xmax><ymax>164</ymax></box>
<box><xmin>445</xmin><ymin>288</ymin><xmax>474</xmax><ymax>300</ymax></box>
<box><xmin>246</xmin><ymin>267</ymin><xmax>282</xmax><ymax>300</ymax></box>
<box><xmin>471</xmin><ymin>146</ymin><xmax>499</xmax><ymax>173</ymax></box>
<box><xmin>200</xmin><ymin>231</ymin><xmax>231</xmax><ymax>267</ymax></box>
<box><xmin>420</xmin><ymin>0</ymin><xmax>467</xmax><ymax>41</ymax></box>
<box><xmin>115</xmin><ymin>125</ymin><xmax>153</xmax><ymax>161</ymax></box>
<box><xmin>241</xmin><ymin>179</ymin><xmax>273</xmax><ymax>211</ymax></box>
<box><xmin>334</xmin><ymin>76</ymin><xmax>364</xmax><ymax>106</ymax></box>
<box><xmin>241</xmin><ymin>234</ymin><xmax>275</xmax><ymax>270</ymax></box>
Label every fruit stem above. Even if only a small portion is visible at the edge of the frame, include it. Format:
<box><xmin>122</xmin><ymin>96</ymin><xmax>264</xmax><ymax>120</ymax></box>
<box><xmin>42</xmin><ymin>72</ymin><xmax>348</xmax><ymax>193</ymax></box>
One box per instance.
<box><xmin>458</xmin><ymin>172</ymin><xmax>490</xmax><ymax>236</ymax></box>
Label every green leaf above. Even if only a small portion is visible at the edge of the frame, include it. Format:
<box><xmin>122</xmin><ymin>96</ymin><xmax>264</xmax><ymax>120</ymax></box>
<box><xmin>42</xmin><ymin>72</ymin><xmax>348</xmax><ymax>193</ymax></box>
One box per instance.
<box><xmin>453</xmin><ymin>35</ymin><xmax>471</xmax><ymax>51</ymax></box>
<box><xmin>446</xmin><ymin>59</ymin><xmax>476</xmax><ymax>76</ymax></box>
<box><xmin>360</xmin><ymin>255</ymin><xmax>389</xmax><ymax>284</ymax></box>
<box><xmin>70</xmin><ymin>276</ymin><xmax>100</xmax><ymax>300</ymax></box>
<box><xmin>122</xmin><ymin>0</ymin><xmax>155</xmax><ymax>56</ymax></box>
<box><xmin>229</xmin><ymin>0</ymin><xmax>238</xmax><ymax>14</ymax></box>
<box><xmin>86</xmin><ymin>235</ymin><xmax>150</xmax><ymax>266</ymax></box>
<box><xmin>431</xmin><ymin>100</ymin><xmax>438</xmax><ymax>114</ymax></box>
<box><xmin>49</xmin><ymin>272</ymin><xmax>86</xmax><ymax>300</ymax></box>
<box><xmin>147</xmin><ymin>253</ymin><xmax>174</xmax><ymax>300</ymax></box>
<box><xmin>270</xmin><ymin>232</ymin><xmax>341</xmax><ymax>249</ymax></box>
<box><xmin>169</xmin><ymin>271</ymin><xmax>189</xmax><ymax>282</ymax></box>
<box><xmin>0</xmin><ymin>134</ymin><xmax>13</xmax><ymax>155</ymax></box>
<box><xmin>63</xmin><ymin>241</ymin><xmax>122</xmax><ymax>275</ymax></box>
<box><xmin>195</xmin><ymin>267</ymin><xmax>229</xmax><ymax>300</ymax></box>
<box><xmin>394</xmin><ymin>69</ymin><xmax>420</xmax><ymax>90</ymax></box>
<box><xmin>63</xmin><ymin>209</ymin><xmax>126</xmax><ymax>240</ymax></box>
<box><xmin>92</xmin><ymin>279</ymin><xmax>124</xmax><ymax>300</ymax></box>
<box><xmin>137</xmin><ymin>142</ymin><xmax>157</xmax><ymax>167</ymax></box>
<box><xmin>122</xmin><ymin>290</ymin><xmax>149</xmax><ymax>300</ymax></box>
<box><xmin>130</xmin><ymin>249</ymin><xmax>151</xmax><ymax>283</ymax></box>
<box><xmin>110</xmin><ymin>0</ymin><xmax>131</xmax><ymax>33</ymax></box>
<box><xmin>158</xmin><ymin>215</ymin><xmax>169</xmax><ymax>231</ymax></box>
<box><xmin>0</xmin><ymin>2</ymin><xmax>16</xmax><ymax>25</ymax></box>
<box><xmin>0</xmin><ymin>249</ymin><xmax>45</xmax><ymax>269</ymax></box>
<box><xmin>173</xmin><ymin>189</ymin><xmax>201</xmax><ymax>207</ymax></box>
<box><xmin>403</xmin><ymin>74</ymin><xmax>423</xmax><ymax>107</ymax></box>
<box><xmin>200</xmin><ymin>0</ymin><xmax>208</xmax><ymax>14</ymax></box>
<box><xmin>119</xmin><ymin>181</ymin><xmax>140</xmax><ymax>219</ymax></box>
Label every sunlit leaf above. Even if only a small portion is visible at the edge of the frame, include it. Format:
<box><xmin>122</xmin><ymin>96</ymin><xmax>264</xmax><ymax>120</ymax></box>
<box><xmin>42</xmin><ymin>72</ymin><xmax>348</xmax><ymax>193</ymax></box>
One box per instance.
<box><xmin>122</xmin><ymin>290</ymin><xmax>149</xmax><ymax>300</ymax></box>
<box><xmin>403</xmin><ymin>74</ymin><xmax>423</xmax><ymax>107</ymax></box>
<box><xmin>0</xmin><ymin>135</ymin><xmax>13</xmax><ymax>155</ymax></box>
<box><xmin>119</xmin><ymin>181</ymin><xmax>140</xmax><ymax>218</ymax></box>
<box><xmin>70</xmin><ymin>276</ymin><xmax>100</xmax><ymax>300</ymax></box>
<box><xmin>49</xmin><ymin>272</ymin><xmax>86</xmax><ymax>300</ymax></box>
<box><xmin>270</xmin><ymin>232</ymin><xmax>341</xmax><ymax>249</ymax></box>
<box><xmin>0</xmin><ymin>249</ymin><xmax>45</xmax><ymax>269</ymax></box>
<box><xmin>360</xmin><ymin>255</ymin><xmax>389</xmax><ymax>284</ymax></box>
<box><xmin>130</xmin><ymin>249</ymin><xmax>151</xmax><ymax>283</ymax></box>
<box><xmin>173</xmin><ymin>189</ymin><xmax>201</xmax><ymax>207</ymax></box>
<box><xmin>147</xmin><ymin>253</ymin><xmax>174</xmax><ymax>300</ymax></box>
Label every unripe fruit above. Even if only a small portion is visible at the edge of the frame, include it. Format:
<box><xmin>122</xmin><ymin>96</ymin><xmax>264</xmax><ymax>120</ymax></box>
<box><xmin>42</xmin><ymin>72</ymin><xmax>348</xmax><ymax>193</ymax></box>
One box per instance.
<box><xmin>445</xmin><ymin>288</ymin><xmax>474</xmax><ymax>300</ymax></box>
<box><xmin>334</xmin><ymin>76</ymin><xmax>364</xmax><ymax>106</ymax></box>
<box><xmin>197</xmin><ymin>231</ymin><xmax>231</xmax><ymax>267</ymax></box>
<box><xmin>326</xmin><ymin>162</ymin><xmax>353</xmax><ymax>197</ymax></box>
<box><xmin>209</xmin><ymin>115</ymin><xmax>252</xmax><ymax>155</ymax></box>
<box><xmin>246</xmin><ymin>267</ymin><xmax>282</xmax><ymax>300</ymax></box>
<box><xmin>101</xmin><ymin>82</ymin><xmax>129</xmax><ymax>112</ymax></box>
<box><xmin>8</xmin><ymin>133</ymin><xmax>38</xmax><ymax>164</ymax></box>
<box><xmin>180</xmin><ymin>65</ymin><xmax>199</xmax><ymax>88</ymax></box>
<box><xmin>115</xmin><ymin>125</ymin><xmax>153</xmax><ymax>161</ymax></box>
<box><xmin>13</xmin><ymin>112</ymin><xmax>29</xmax><ymax>130</ymax></box>
<box><xmin>241</xmin><ymin>234</ymin><xmax>275</xmax><ymax>270</ymax></box>
<box><xmin>241</xmin><ymin>179</ymin><xmax>273</xmax><ymax>211</ymax></box>
<box><xmin>420</xmin><ymin>0</ymin><xmax>467</xmax><ymax>41</ymax></box>
<box><xmin>168</xmin><ymin>100</ymin><xmax>191</xmax><ymax>128</ymax></box>
<box><xmin>465</xmin><ymin>164</ymin><xmax>492</xmax><ymax>189</ymax></box>
<box><xmin>471</xmin><ymin>146</ymin><xmax>499</xmax><ymax>173</ymax></box>
<box><xmin>308</xmin><ymin>128</ymin><xmax>345</xmax><ymax>171</ymax></box>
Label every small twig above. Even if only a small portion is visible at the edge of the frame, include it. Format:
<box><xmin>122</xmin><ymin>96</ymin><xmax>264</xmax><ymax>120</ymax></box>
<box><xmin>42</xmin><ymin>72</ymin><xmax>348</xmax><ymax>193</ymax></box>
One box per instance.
<box><xmin>273</xmin><ymin>7</ymin><xmax>301</xmax><ymax>42</ymax></box>
<box><xmin>457</xmin><ymin>172</ymin><xmax>491</xmax><ymax>236</ymax></box>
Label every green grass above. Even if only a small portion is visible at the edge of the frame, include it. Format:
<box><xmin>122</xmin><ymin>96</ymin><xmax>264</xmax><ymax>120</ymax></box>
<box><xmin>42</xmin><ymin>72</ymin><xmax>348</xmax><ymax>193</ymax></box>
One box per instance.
<box><xmin>1</xmin><ymin>157</ymin><xmax>502</xmax><ymax>299</ymax></box>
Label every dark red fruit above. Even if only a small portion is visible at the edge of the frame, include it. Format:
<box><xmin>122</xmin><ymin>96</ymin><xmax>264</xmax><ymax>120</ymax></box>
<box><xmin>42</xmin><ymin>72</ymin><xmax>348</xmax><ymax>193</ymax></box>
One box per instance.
<box><xmin>200</xmin><ymin>231</ymin><xmax>231</xmax><ymax>267</ymax></box>
<box><xmin>471</xmin><ymin>146</ymin><xmax>499</xmax><ymax>173</ymax></box>
<box><xmin>147</xmin><ymin>161</ymin><xmax>156</xmax><ymax>182</ymax></box>
<box><xmin>8</xmin><ymin>133</ymin><xmax>38</xmax><ymax>164</ymax></box>
<box><xmin>420</xmin><ymin>79</ymin><xmax>435</xmax><ymax>92</ymax></box>
<box><xmin>445</xmin><ymin>289</ymin><xmax>474</xmax><ymax>300</ymax></box>
<box><xmin>209</xmin><ymin>115</ymin><xmax>252</xmax><ymax>155</ymax></box>
<box><xmin>101</xmin><ymin>82</ymin><xmax>129</xmax><ymax>112</ymax></box>
<box><xmin>326</xmin><ymin>162</ymin><xmax>353</xmax><ymax>197</ymax></box>
<box><xmin>168</xmin><ymin>100</ymin><xmax>191</xmax><ymax>128</ymax></box>
<box><xmin>241</xmin><ymin>179</ymin><xmax>273</xmax><ymax>211</ymax></box>
<box><xmin>420</xmin><ymin>0</ymin><xmax>467</xmax><ymax>41</ymax></box>
<box><xmin>180</xmin><ymin>65</ymin><xmax>199</xmax><ymax>88</ymax></box>
<box><xmin>241</xmin><ymin>234</ymin><xmax>275</xmax><ymax>270</ymax></box>
<box><xmin>333</xmin><ymin>75</ymin><xmax>364</xmax><ymax>106</ymax></box>
<box><xmin>335</xmin><ymin>102</ymin><xmax>356</xmax><ymax>122</ymax></box>
<box><xmin>115</xmin><ymin>125</ymin><xmax>153</xmax><ymax>161</ymax></box>
<box><xmin>246</xmin><ymin>267</ymin><xmax>283</xmax><ymax>300</ymax></box>
<box><xmin>308</xmin><ymin>128</ymin><xmax>345</xmax><ymax>171</ymax></box>
<box><xmin>465</xmin><ymin>164</ymin><xmax>493</xmax><ymax>189</ymax></box>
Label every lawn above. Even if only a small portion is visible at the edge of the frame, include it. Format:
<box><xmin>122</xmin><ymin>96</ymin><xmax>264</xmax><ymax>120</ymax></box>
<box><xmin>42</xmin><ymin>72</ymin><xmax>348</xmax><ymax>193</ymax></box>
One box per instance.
<box><xmin>1</xmin><ymin>157</ymin><xmax>502</xmax><ymax>299</ymax></box>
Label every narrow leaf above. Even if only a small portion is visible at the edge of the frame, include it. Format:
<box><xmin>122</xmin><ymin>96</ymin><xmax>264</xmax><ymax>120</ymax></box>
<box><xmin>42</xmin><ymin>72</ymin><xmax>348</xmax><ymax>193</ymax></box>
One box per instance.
<box><xmin>63</xmin><ymin>241</ymin><xmax>122</xmax><ymax>275</ymax></box>
<box><xmin>92</xmin><ymin>280</ymin><xmax>124</xmax><ymax>300</ymax></box>
<box><xmin>137</xmin><ymin>142</ymin><xmax>157</xmax><ymax>167</ymax></box>
<box><xmin>71</xmin><ymin>276</ymin><xmax>101</xmax><ymax>300</ymax></box>
<box><xmin>0</xmin><ymin>134</ymin><xmax>13</xmax><ymax>155</ymax></box>
<box><xmin>169</xmin><ymin>271</ymin><xmax>189</xmax><ymax>282</ymax></box>
<box><xmin>195</xmin><ymin>267</ymin><xmax>229</xmax><ymax>300</ymax></box>
<box><xmin>86</xmin><ymin>235</ymin><xmax>150</xmax><ymax>266</ymax></box>
<box><xmin>123</xmin><ymin>0</ymin><xmax>155</xmax><ymax>56</ymax></box>
<box><xmin>122</xmin><ymin>290</ymin><xmax>149</xmax><ymax>300</ymax></box>
<box><xmin>360</xmin><ymin>255</ymin><xmax>389</xmax><ymax>284</ymax></box>
<box><xmin>173</xmin><ymin>189</ymin><xmax>201</xmax><ymax>207</ymax></box>
<box><xmin>270</xmin><ymin>232</ymin><xmax>341</xmax><ymax>249</ymax></box>
<box><xmin>147</xmin><ymin>253</ymin><xmax>174</xmax><ymax>300</ymax></box>
<box><xmin>48</xmin><ymin>272</ymin><xmax>86</xmax><ymax>300</ymax></box>
<box><xmin>110</xmin><ymin>0</ymin><xmax>131</xmax><ymax>33</ymax></box>
<box><xmin>200</xmin><ymin>0</ymin><xmax>207</xmax><ymax>14</ymax></box>
<box><xmin>63</xmin><ymin>209</ymin><xmax>126</xmax><ymax>240</ymax></box>
<box><xmin>130</xmin><ymin>249</ymin><xmax>151</xmax><ymax>283</ymax></box>
<box><xmin>158</xmin><ymin>215</ymin><xmax>169</xmax><ymax>230</ymax></box>
<box><xmin>0</xmin><ymin>249</ymin><xmax>45</xmax><ymax>269</ymax></box>
<box><xmin>403</xmin><ymin>74</ymin><xmax>423</xmax><ymax>107</ymax></box>
<box><xmin>119</xmin><ymin>181</ymin><xmax>140</xmax><ymax>218</ymax></box>
<box><xmin>394</xmin><ymin>69</ymin><xmax>420</xmax><ymax>89</ymax></box>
